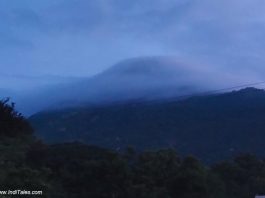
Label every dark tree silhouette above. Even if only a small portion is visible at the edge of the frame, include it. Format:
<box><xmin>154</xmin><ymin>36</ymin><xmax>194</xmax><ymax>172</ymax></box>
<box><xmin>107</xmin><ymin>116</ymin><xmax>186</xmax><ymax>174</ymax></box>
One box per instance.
<box><xmin>0</xmin><ymin>98</ymin><xmax>33</xmax><ymax>137</ymax></box>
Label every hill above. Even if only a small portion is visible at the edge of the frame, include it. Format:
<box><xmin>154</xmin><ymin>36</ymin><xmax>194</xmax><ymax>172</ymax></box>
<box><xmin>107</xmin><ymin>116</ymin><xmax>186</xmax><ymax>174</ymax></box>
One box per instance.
<box><xmin>1</xmin><ymin>95</ymin><xmax>265</xmax><ymax>197</ymax></box>
<box><xmin>20</xmin><ymin>56</ymin><xmax>238</xmax><ymax>115</ymax></box>
<box><xmin>30</xmin><ymin>87</ymin><xmax>265</xmax><ymax>163</ymax></box>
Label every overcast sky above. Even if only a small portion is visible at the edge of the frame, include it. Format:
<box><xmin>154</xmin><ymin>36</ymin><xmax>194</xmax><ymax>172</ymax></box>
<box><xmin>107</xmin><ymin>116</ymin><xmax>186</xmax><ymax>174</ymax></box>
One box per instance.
<box><xmin>1</xmin><ymin>0</ymin><xmax>265</xmax><ymax>82</ymax></box>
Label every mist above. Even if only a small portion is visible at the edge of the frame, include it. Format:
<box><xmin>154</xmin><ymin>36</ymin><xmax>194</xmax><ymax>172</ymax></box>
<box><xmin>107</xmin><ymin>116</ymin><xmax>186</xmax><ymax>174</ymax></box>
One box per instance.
<box><xmin>1</xmin><ymin>0</ymin><xmax>265</xmax><ymax>114</ymax></box>
<box><xmin>12</xmin><ymin>56</ymin><xmax>261</xmax><ymax>116</ymax></box>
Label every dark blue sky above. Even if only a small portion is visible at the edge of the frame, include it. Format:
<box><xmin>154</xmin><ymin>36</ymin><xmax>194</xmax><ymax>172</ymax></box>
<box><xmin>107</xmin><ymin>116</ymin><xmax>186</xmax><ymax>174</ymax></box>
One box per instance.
<box><xmin>1</xmin><ymin>0</ymin><xmax>265</xmax><ymax>90</ymax></box>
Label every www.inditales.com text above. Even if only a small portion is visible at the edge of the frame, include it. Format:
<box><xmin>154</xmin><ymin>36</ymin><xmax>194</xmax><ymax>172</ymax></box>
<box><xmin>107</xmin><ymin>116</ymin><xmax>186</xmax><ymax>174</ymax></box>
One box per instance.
<box><xmin>0</xmin><ymin>190</ymin><xmax>42</xmax><ymax>196</ymax></box>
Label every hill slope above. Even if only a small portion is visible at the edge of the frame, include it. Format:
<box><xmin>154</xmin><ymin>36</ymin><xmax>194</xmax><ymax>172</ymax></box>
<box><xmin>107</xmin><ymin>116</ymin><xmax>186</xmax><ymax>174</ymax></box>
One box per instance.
<box><xmin>29</xmin><ymin>88</ymin><xmax>265</xmax><ymax>162</ymax></box>
<box><xmin>21</xmin><ymin>56</ymin><xmax>238</xmax><ymax>115</ymax></box>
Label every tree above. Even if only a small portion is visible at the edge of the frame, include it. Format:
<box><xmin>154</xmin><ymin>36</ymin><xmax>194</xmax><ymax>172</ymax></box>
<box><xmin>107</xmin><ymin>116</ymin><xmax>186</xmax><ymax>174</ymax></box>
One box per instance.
<box><xmin>0</xmin><ymin>98</ymin><xmax>33</xmax><ymax>137</ymax></box>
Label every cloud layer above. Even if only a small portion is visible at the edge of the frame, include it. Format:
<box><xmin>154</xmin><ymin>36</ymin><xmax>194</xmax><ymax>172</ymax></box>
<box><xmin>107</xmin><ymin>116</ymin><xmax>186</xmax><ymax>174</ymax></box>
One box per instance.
<box><xmin>1</xmin><ymin>0</ymin><xmax>265</xmax><ymax>89</ymax></box>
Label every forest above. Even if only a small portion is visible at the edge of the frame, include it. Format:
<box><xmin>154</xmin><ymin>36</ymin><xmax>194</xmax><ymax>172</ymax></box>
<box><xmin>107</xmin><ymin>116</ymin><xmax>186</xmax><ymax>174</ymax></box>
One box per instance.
<box><xmin>1</xmin><ymin>98</ymin><xmax>265</xmax><ymax>198</ymax></box>
<box><xmin>30</xmin><ymin>88</ymin><xmax>265</xmax><ymax>163</ymax></box>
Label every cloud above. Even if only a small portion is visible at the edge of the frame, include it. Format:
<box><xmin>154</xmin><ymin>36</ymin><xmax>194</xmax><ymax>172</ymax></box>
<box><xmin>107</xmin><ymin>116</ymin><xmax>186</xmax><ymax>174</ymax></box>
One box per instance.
<box><xmin>1</xmin><ymin>0</ymin><xmax>265</xmax><ymax>87</ymax></box>
<box><xmin>2</xmin><ymin>0</ymin><xmax>265</xmax><ymax>114</ymax></box>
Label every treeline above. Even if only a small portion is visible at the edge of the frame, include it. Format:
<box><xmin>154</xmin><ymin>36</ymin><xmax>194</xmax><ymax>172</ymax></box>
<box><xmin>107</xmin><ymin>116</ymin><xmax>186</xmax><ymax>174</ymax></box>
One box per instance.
<box><xmin>1</xmin><ymin>99</ymin><xmax>265</xmax><ymax>197</ymax></box>
<box><xmin>30</xmin><ymin>87</ymin><xmax>265</xmax><ymax>163</ymax></box>
<box><xmin>26</xmin><ymin>144</ymin><xmax>265</xmax><ymax>198</ymax></box>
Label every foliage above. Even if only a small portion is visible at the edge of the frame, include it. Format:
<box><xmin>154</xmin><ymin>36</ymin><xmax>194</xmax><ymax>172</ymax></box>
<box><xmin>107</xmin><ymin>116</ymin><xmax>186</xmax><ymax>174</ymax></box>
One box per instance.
<box><xmin>24</xmin><ymin>143</ymin><xmax>265</xmax><ymax>198</ymax></box>
<box><xmin>2</xmin><ymin>97</ymin><xmax>265</xmax><ymax>197</ymax></box>
<box><xmin>0</xmin><ymin>98</ymin><xmax>33</xmax><ymax>137</ymax></box>
<box><xmin>30</xmin><ymin>88</ymin><xmax>265</xmax><ymax>163</ymax></box>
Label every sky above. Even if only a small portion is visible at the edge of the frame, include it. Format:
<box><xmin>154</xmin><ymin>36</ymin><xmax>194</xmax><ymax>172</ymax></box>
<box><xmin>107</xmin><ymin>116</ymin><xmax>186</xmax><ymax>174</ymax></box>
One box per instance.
<box><xmin>1</xmin><ymin>0</ymin><xmax>265</xmax><ymax>90</ymax></box>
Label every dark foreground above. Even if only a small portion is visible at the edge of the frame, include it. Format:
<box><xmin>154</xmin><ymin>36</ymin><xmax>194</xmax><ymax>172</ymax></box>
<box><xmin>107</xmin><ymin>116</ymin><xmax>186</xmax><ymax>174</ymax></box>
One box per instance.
<box><xmin>1</xmin><ymin>99</ymin><xmax>265</xmax><ymax>198</ymax></box>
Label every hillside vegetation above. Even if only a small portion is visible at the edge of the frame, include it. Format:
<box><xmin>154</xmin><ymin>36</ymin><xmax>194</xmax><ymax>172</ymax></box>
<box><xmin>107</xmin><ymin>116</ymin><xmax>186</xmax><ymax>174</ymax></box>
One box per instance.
<box><xmin>30</xmin><ymin>87</ymin><xmax>265</xmax><ymax>163</ymax></box>
<box><xmin>1</xmin><ymin>98</ymin><xmax>265</xmax><ymax>197</ymax></box>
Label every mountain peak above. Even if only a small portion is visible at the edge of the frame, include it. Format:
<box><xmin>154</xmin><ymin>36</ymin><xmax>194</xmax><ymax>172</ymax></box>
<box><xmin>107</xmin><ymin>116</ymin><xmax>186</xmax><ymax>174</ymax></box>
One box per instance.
<box><xmin>103</xmin><ymin>57</ymin><xmax>191</xmax><ymax>77</ymax></box>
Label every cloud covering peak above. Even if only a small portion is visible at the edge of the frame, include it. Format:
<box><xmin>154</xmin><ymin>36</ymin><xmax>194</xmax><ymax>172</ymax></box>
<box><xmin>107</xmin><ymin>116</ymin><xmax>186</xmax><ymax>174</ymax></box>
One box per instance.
<box><xmin>1</xmin><ymin>0</ymin><xmax>265</xmax><ymax>88</ymax></box>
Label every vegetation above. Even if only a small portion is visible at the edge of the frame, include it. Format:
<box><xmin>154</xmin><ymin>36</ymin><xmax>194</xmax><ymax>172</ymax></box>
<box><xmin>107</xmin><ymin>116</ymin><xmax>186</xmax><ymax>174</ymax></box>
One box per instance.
<box><xmin>24</xmin><ymin>142</ymin><xmax>265</xmax><ymax>198</ymax></box>
<box><xmin>0</xmin><ymin>99</ymin><xmax>53</xmax><ymax>197</ymax></box>
<box><xmin>7</xmin><ymin>142</ymin><xmax>265</xmax><ymax>198</ymax></box>
<box><xmin>0</xmin><ymin>98</ymin><xmax>33</xmax><ymax>137</ymax></box>
<box><xmin>1</xmin><ymin>96</ymin><xmax>265</xmax><ymax>197</ymax></box>
<box><xmin>30</xmin><ymin>88</ymin><xmax>265</xmax><ymax>163</ymax></box>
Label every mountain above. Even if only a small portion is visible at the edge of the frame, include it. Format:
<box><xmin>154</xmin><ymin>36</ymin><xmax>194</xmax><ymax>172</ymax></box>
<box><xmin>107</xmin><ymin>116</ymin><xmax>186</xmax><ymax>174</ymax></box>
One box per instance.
<box><xmin>20</xmin><ymin>56</ymin><xmax>237</xmax><ymax>115</ymax></box>
<box><xmin>29</xmin><ymin>87</ymin><xmax>265</xmax><ymax>163</ymax></box>
<box><xmin>2</xmin><ymin>84</ymin><xmax>265</xmax><ymax>197</ymax></box>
